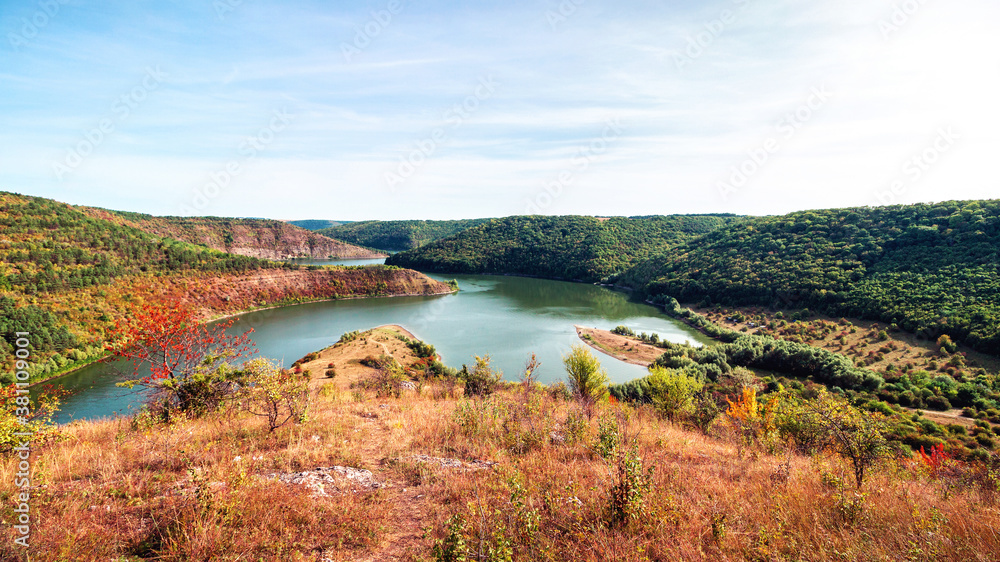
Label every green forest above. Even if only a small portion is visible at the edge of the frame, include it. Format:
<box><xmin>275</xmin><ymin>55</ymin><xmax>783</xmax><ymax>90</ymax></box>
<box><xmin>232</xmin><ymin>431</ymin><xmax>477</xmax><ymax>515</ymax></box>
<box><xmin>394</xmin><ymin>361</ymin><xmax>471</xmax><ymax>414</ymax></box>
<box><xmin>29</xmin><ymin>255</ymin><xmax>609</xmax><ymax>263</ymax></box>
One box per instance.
<box><xmin>320</xmin><ymin>218</ymin><xmax>491</xmax><ymax>251</ymax></box>
<box><xmin>0</xmin><ymin>193</ymin><xmax>278</xmax><ymax>296</ymax></box>
<box><xmin>386</xmin><ymin>215</ymin><xmax>737</xmax><ymax>282</ymax></box>
<box><xmin>617</xmin><ymin>200</ymin><xmax>1000</xmax><ymax>355</ymax></box>
<box><xmin>288</xmin><ymin>219</ymin><xmax>348</xmax><ymax>231</ymax></box>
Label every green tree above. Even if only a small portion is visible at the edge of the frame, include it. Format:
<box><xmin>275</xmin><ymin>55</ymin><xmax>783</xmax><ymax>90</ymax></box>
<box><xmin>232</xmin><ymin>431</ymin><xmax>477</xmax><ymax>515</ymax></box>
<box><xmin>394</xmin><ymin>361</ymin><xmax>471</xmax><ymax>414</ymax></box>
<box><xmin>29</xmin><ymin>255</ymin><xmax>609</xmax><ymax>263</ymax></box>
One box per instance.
<box><xmin>563</xmin><ymin>345</ymin><xmax>609</xmax><ymax>407</ymax></box>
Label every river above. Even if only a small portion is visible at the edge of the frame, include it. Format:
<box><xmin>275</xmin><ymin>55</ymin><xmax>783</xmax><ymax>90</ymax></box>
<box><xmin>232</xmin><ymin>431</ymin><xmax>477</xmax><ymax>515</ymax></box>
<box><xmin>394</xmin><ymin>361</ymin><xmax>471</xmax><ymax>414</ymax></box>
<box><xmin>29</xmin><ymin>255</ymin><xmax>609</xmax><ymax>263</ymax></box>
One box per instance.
<box><xmin>43</xmin><ymin>260</ymin><xmax>710</xmax><ymax>423</ymax></box>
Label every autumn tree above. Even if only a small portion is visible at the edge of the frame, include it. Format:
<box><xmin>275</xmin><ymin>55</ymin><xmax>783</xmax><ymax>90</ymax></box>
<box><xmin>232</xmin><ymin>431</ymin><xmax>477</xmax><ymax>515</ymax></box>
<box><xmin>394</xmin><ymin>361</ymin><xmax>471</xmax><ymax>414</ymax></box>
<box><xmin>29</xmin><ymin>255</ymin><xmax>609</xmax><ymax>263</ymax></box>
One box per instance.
<box><xmin>106</xmin><ymin>300</ymin><xmax>256</xmax><ymax>416</ymax></box>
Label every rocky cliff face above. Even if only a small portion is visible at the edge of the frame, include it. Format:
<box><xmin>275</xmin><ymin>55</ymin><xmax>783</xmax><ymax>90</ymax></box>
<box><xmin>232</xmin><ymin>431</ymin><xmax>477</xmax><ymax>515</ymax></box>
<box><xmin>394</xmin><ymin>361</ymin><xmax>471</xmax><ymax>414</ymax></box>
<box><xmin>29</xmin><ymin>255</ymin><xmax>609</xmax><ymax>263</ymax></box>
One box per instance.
<box><xmin>146</xmin><ymin>267</ymin><xmax>454</xmax><ymax>320</ymax></box>
<box><xmin>79</xmin><ymin>208</ymin><xmax>384</xmax><ymax>260</ymax></box>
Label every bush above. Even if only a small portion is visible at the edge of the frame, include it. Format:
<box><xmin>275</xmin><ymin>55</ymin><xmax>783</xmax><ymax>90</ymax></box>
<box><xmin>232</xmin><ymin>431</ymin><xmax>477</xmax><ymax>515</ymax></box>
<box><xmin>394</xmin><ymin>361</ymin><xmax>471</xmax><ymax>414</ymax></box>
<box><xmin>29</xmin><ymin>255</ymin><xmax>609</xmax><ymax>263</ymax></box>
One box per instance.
<box><xmin>325</xmin><ymin>369</ymin><xmax>337</xmax><ymax>379</ymax></box>
<box><xmin>338</xmin><ymin>330</ymin><xmax>361</xmax><ymax>344</ymax></box>
<box><xmin>236</xmin><ymin>358</ymin><xmax>311</xmax><ymax>431</ymax></box>
<box><xmin>563</xmin><ymin>345</ymin><xmax>609</xmax><ymax>406</ymax></box>
<box><xmin>0</xmin><ymin>385</ymin><xmax>66</xmax><ymax>454</ymax></box>
<box><xmin>646</xmin><ymin>366</ymin><xmax>703</xmax><ymax>421</ymax></box>
<box><xmin>408</xmin><ymin>339</ymin><xmax>437</xmax><ymax>358</ymax></box>
<box><xmin>461</xmin><ymin>355</ymin><xmax>502</xmax><ymax>398</ymax></box>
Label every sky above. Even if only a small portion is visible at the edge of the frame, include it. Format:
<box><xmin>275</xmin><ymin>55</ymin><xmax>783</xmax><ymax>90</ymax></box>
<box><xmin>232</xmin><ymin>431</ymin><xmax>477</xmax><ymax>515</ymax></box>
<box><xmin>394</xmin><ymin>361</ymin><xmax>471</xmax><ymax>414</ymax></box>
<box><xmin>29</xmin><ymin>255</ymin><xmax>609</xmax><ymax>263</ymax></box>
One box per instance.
<box><xmin>1</xmin><ymin>0</ymin><xmax>998</xmax><ymax>221</ymax></box>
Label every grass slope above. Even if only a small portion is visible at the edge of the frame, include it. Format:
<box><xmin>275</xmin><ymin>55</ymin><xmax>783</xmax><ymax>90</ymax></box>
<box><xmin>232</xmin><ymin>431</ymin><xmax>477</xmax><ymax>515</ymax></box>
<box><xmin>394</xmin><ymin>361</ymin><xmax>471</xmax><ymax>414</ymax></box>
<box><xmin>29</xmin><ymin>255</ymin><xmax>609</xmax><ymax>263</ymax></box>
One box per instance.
<box><xmin>6</xmin><ymin>369</ymin><xmax>999</xmax><ymax>560</ymax></box>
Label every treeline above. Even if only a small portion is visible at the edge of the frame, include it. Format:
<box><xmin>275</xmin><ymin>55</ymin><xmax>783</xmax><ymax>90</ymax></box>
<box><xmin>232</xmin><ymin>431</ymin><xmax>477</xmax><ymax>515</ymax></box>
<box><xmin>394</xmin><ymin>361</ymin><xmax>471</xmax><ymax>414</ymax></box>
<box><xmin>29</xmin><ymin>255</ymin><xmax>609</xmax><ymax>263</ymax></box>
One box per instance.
<box><xmin>616</xmin><ymin>200</ymin><xmax>1000</xmax><ymax>355</ymax></box>
<box><xmin>320</xmin><ymin>218</ymin><xmax>491</xmax><ymax>252</ymax></box>
<box><xmin>386</xmin><ymin>215</ymin><xmax>738</xmax><ymax>282</ymax></box>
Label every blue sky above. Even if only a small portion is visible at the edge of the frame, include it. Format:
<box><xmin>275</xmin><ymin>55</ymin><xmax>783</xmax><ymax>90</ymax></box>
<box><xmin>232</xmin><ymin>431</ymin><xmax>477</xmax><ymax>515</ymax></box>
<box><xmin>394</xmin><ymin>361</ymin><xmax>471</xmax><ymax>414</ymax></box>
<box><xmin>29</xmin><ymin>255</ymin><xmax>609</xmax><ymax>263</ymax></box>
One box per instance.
<box><xmin>2</xmin><ymin>0</ymin><xmax>998</xmax><ymax>220</ymax></box>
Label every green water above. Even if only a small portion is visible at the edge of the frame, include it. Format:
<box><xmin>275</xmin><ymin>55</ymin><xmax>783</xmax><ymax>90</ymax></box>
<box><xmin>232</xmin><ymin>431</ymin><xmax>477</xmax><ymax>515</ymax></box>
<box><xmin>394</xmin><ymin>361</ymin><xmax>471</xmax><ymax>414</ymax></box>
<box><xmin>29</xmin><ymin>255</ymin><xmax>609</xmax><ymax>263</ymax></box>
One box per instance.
<box><xmin>43</xmin><ymin>272</ymin><xmax>710</xmax><ymax>423</ymax></box>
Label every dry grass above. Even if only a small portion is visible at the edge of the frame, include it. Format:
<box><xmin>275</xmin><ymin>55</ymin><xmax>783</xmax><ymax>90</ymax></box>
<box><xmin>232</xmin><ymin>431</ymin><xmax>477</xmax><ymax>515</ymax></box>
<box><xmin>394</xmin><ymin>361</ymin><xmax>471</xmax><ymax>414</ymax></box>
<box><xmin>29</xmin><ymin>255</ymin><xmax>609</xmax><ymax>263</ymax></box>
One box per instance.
<box><xmin>2</xmin><ymin>381</ymin><xmax>999</xmax><ymax>561</ymax></box>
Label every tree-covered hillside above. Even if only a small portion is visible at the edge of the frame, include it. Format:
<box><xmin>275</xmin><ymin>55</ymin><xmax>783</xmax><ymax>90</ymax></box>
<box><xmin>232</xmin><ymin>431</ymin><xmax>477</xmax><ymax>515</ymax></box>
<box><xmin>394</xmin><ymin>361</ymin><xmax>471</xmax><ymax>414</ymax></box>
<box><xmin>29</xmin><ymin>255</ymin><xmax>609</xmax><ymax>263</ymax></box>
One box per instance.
<box><xmin>320</xmin><ymin>218</ymin><xmax>491</xmax><ymax>252</ymax></box>
<box><xmin>288</xmin><ymin>219</ymin><xmax>348</xmax><ymax>231</ymax></box>
<box><xmin>85</xmin><ymin>210</ymin><xmax>380</xmax><ymax>260</ymax></box>
<box><xmin>386</xmin><ymin>215</ymin><xmax>738</xmax><ymax>282</ymax></box>
<box><xmin>0</xmin><ymin>193</ymin><xmax>276</xmax><ymax>296</ymax></box>
<box><xmin>617</xmin><ymin>200</ymin><xmax>1000</xmax><ymax>354</ymax></box>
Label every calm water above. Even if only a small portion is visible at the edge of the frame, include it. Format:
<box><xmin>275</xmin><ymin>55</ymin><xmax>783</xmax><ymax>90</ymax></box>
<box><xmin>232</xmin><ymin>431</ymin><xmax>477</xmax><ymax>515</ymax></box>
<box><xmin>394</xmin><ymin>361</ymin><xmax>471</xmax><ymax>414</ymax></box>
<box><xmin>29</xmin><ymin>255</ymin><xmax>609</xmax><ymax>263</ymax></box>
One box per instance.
<box><xmin>43</xmin><ymin>272</ymin><xmax>710</xmax><ymax>423</ymax></box>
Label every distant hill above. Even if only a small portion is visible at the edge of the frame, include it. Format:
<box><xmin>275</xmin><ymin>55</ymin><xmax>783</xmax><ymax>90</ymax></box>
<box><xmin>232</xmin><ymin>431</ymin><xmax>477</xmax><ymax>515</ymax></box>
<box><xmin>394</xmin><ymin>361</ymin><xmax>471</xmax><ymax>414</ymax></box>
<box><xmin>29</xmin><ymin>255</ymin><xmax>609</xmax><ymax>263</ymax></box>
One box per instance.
<box><xmin>320</xmin><ymin>219</ymin><xmax>491</xmax><ymax>252</ymax></box>
<box><xmin>385</xmin><ymin>215</ymin><xmax>738</xmax><ymax>282</ymax></box>
<box><xmin>288</xmin><ymin>219</ymin><xmax>349</xmax><ymax>231</ymax></box>
<box><xmin>616</xmin><ymin>200</ymin><xmax>1000</xmax><ymax>354</ymax></box>
<box><xmin>81</xmin><ymin>210</ymin><xmax>384</xmax><ymax>260</ymax></box>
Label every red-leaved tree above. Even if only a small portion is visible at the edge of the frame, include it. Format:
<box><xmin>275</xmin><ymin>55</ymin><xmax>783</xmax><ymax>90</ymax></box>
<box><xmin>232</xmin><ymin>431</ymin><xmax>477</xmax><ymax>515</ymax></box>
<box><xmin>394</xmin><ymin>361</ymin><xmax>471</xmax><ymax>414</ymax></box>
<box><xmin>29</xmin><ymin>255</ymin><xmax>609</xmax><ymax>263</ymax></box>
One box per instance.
<box><xmin>106</xmin><ymin>300</ymin><xmax>256</xmax><ymax>415</ymax></box>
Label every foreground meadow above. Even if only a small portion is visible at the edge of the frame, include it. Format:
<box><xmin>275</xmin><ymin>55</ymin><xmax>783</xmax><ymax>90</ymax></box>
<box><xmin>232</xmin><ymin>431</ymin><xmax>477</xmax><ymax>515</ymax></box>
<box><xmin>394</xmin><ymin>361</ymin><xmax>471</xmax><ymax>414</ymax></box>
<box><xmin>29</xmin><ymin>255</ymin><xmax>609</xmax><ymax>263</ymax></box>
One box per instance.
<box><xmin>3</xmin><ymin>367</ymin><xmax>999</xmax><ymax>561</ymax></box>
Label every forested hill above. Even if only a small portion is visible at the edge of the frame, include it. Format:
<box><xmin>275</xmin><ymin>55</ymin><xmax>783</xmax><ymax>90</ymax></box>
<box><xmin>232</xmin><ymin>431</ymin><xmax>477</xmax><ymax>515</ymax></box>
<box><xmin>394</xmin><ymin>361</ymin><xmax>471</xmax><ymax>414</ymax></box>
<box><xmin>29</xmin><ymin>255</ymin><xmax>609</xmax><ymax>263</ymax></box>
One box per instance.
<box><xmin>1</xmin><ymin>193</ymin><xmax>279</xmax><ymax>295</ymax></box>
<box><xmin>0</xmin><ymin>192</ymin><xmax>446</xmax><ymax>383</ymax></box>
<box><xmin>83</xmin><ymin>210</ymin><xmax>383</xmax><ymax>260</ymax></box>
<box><xmin>288</xmin><ymin>219</ymin><xmax>348</xmax><ymax>231</ymax></box>
<box><xmin>319</xmin><ymin>218</ymin><xmax>491</xmax><ymax>252</ymax></box>
<box><xmin>385</xmin><ymin>215</ymin><xmax>739</xmax><ymax>282</ymax></box>
<box><xmin>616</xmin><ymin>200</ymin><xmax>1000</xmax><ymax>354</ymax></box>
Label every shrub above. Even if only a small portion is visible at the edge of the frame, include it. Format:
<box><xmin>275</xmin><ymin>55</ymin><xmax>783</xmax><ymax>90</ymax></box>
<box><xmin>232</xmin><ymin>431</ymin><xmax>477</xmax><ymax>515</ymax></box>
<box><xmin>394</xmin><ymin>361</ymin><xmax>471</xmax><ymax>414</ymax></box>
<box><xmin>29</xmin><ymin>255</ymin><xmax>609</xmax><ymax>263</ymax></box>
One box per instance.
<box><xmin>460</xmin><ymin>355</ymin><xmax>502</xmax><ymax>398</ymax></box>
<box><xmin>563</xmin><ymin>345</ymin><xmax>609</xmax><ymax>407</ymax></box>
<box><xmin>407</xmin><ymin>339</ymin><xmax>437</xmax><ymax>359</ymax></box>
<box><xmin>0</xmin><ymin>385</ymin><xmax>66</xmax><ymax>454</ymax></box>
<box><xmin>645</xmin><ymin>366</ymin><xmax>703</xmax><ymax>421</ymax></box>
<box><xmin>606</xmin><ymin>440</ymin><xmax>653</xmax><ymax>528</ymax></box>
<box><xmin>338</xmin><ymin>330</ymin><xmax>360</xmax><ymax>344</ymax></box>
<box><xmin>325</xmin><ymin>368</ymin><xmax>337</xmax><ymax>379</ymax></box>
<box><xmin>236</xmin><ymin>358</ymin><xmax>310</xmax><ymax>432</ymax></box>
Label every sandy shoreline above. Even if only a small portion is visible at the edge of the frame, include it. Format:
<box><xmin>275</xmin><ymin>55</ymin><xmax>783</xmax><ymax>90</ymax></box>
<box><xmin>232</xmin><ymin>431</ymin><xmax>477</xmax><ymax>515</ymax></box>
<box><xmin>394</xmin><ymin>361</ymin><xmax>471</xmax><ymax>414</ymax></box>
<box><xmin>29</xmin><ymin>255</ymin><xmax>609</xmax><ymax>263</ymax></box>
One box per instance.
<box><xmin>574</xmin><ymin>325</ymin><xmax>662</xmax><ymax>367</ymax></box>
